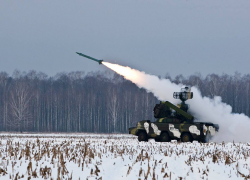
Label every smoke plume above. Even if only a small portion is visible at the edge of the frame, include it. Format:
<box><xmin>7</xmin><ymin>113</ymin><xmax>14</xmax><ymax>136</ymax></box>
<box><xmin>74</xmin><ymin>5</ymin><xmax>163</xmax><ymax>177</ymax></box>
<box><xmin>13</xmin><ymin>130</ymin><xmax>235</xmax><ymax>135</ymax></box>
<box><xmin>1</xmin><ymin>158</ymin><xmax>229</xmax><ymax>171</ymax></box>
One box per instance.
<box><xmin>103</xmin><ymin>62</ymin><xmax>250</xmax><ymax>142</ymax></box>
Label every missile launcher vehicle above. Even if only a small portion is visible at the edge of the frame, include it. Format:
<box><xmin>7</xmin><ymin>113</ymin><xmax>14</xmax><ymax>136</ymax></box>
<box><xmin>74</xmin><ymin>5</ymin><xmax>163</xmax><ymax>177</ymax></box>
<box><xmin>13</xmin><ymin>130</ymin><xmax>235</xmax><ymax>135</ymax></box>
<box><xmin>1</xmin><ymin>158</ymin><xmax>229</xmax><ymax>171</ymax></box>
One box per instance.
<box><xmin>129</xmin><ymin>87</ymin><xmax>219</xmax><ymax>142</ymax></box>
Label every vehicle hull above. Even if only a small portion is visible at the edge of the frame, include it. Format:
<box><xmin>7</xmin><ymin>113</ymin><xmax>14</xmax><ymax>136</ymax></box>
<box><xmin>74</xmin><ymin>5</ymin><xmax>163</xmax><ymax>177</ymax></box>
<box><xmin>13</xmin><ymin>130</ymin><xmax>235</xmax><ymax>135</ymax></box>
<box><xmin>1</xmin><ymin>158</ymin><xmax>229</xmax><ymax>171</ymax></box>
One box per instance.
<box><xmin>129</xmin><ymin>120</ymin><xmax>218</xmax><ymax>143</ymax></box>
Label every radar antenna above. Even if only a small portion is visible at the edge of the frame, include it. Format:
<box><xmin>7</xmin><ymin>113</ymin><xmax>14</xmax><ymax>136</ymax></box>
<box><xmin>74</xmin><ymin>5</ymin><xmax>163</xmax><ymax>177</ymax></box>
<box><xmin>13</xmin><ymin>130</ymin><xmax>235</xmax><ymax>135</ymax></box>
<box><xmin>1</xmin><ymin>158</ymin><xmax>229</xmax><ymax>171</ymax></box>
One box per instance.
<box><xmin>173</xmin><ymin>87</ymin><xmax>193</xmax><ymax>112</ymax></box>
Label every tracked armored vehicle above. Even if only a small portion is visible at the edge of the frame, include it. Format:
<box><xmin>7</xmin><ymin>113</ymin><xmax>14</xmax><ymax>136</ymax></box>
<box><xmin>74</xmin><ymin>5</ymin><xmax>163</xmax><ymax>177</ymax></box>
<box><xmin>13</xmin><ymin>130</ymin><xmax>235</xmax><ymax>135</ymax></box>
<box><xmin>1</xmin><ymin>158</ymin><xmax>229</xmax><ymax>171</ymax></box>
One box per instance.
<box><xmin>129</xmin><ymin>87</ymin><xmax>219</xmax><ymax>142</ymax></box>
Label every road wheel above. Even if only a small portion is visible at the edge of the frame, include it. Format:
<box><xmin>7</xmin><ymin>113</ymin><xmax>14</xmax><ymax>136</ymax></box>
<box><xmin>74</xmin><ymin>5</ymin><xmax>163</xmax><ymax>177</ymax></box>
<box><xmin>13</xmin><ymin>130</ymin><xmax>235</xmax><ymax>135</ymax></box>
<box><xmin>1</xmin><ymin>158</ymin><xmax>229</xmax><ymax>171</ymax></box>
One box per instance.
<box><xmin>181</xmin><ymin>133</ymin><xmax>193</xmax><ymax>142</ymax></box>
<box><xmin>160</xmin><ymin>132</ymin><xmax>170</xmax><ymax>142</ymax></box>
<box><xmin>138</xmin><ymin>131</ymin><xmax>148</xmax><ymax>142</ymax></box>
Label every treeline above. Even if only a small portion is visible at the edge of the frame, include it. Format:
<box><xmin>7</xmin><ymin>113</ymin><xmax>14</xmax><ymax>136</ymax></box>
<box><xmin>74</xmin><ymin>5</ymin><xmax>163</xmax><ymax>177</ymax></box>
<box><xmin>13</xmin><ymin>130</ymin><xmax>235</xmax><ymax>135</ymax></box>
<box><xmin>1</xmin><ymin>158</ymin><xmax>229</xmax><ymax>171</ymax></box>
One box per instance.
<box><xmin>0</xmin><ymin>70</ymin><xmax>249</xmax><ymax>133</ymax></box>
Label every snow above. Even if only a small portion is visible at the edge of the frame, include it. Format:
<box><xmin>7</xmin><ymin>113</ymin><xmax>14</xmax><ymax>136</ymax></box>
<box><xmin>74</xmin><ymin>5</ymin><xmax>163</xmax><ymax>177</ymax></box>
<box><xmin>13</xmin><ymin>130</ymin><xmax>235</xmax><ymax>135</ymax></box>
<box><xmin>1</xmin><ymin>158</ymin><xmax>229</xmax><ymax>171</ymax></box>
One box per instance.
<box><xmin>0</xmin><ymin>133</ymin><xmax>250</xmax><ymax>179</ymax></box>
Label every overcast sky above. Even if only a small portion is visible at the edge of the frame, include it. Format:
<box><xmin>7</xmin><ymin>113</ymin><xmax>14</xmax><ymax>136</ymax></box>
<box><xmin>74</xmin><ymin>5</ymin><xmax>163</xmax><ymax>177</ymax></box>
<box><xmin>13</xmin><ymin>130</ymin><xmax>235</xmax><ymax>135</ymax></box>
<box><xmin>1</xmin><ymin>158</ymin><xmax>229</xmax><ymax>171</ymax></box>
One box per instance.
<box><xmin>1</xmin><ymin>0</ymin><xmax>250</xmax><ymax>78</ymax></box>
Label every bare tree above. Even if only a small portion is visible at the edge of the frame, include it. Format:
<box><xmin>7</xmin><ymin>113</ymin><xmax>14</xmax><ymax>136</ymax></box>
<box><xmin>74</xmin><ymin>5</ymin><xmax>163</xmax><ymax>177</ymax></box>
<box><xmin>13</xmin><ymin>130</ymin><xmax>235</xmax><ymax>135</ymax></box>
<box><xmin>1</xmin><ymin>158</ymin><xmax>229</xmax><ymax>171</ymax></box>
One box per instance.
<box><xmin>8</xmin><ymin>80</ymin><xmax>33</xmax><ymax>132</ymax></box>
<box><xmin>108</xmin><ymin>85</ymin><xmax>120</xmax><ymax>132</ymax></box>
<box><xmin>0</xmin><ymin>72</ymin><xmax>10</xmax><ymax>131</ymax></box>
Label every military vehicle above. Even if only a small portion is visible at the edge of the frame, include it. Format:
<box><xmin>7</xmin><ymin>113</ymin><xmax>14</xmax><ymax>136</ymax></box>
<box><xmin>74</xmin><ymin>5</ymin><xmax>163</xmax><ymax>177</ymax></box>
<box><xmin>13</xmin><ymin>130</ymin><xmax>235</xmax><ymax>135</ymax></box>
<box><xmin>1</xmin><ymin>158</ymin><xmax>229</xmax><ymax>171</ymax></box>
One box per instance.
<box><xmin>129</xmin><ymin>87</ymin><xmax>219</xmax><ymax>142</ymax></box>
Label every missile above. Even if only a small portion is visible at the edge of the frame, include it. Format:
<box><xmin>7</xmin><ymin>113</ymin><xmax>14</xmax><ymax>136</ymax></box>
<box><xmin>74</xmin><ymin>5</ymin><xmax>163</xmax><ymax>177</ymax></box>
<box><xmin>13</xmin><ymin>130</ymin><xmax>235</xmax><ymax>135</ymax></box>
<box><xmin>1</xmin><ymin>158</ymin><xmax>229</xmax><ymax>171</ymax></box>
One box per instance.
<box><xmin>76</xmin><ymin>52</ymin><xmax>103</xmax><ymax>65</ymax></box>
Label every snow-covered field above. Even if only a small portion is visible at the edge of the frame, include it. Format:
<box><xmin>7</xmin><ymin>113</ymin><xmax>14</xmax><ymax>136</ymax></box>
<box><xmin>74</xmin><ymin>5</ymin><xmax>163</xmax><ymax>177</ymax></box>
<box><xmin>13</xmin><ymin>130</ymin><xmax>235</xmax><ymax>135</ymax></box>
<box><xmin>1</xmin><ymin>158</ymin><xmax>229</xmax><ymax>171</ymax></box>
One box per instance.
<box><xmin>0</xmin><ymin>133</ymin><xmax>250</xmax><ymax>180</ymax></box>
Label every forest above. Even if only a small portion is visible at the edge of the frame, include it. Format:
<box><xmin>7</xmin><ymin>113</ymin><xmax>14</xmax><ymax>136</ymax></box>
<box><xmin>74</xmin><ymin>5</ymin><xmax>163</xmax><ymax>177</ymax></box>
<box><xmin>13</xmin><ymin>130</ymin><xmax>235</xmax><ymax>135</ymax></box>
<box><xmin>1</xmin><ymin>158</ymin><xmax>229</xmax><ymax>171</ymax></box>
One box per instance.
<box><xmin>0</xmin><ymin>70</ymin><xmax>249</xmax><ymax>133</ymax></box>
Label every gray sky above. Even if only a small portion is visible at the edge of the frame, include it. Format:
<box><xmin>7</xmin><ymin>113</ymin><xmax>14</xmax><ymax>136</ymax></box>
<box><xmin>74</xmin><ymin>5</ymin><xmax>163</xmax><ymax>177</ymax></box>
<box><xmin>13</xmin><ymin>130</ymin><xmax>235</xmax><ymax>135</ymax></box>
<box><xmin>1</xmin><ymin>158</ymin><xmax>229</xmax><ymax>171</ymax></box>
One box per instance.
<box><xmin>1</xmin><ymin>0</ymin><xmax>250</xmax><ymax>78</ymax></box>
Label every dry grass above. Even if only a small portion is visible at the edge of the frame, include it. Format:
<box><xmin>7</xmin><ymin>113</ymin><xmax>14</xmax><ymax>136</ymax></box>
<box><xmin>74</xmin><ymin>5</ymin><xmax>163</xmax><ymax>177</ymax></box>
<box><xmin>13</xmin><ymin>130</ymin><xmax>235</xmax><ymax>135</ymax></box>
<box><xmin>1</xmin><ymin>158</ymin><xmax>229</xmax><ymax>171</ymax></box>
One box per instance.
<box><xmin>0</xmin><ymin>134</ymin><xmax>250</xmax><ymax>179</ymax></box>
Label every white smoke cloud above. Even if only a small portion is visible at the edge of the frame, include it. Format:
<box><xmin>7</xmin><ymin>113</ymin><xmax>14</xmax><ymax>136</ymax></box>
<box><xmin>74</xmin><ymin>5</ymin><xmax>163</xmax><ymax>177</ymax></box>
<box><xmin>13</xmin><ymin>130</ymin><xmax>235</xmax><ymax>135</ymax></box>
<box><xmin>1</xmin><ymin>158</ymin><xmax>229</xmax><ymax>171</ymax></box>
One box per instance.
<box><xmin>189</xmin><ymin>87</ymin><xmax>250</xmax><ymax>143</ymax></box>
<box><xmin>103</xmin><ymin>62</ymin><xmax>250</xmax><ymax>142</ymax></box>
<box><xmin>103</xmin><ymin>62</ymin><xmax>181</xmax><ymax>102</ymax></box>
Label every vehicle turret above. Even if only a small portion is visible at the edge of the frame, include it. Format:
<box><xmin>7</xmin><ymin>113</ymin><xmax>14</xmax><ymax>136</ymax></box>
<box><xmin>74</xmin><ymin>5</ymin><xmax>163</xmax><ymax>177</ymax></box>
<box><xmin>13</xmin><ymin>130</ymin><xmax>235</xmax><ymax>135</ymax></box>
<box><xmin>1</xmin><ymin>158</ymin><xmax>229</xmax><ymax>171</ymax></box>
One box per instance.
<box><xmin>153</xmin><ymin>87</ymin><xmax>194</xmax><ymax>121</ymax></box>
